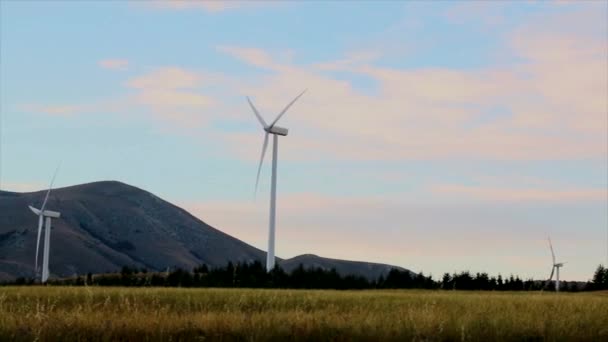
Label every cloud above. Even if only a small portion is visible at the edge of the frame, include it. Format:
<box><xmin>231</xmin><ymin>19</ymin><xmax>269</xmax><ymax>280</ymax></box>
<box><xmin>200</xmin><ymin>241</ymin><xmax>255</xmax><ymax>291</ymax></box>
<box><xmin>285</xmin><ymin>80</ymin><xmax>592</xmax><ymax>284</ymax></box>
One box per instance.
<box><xmin>178</xmin><ymin>188</ymin><xmax>605</xmax><ymax>280</ymax></box>
<box><xmin>506</xmin><ymin>7</ymin><xmax>608</xmax><ymax>137</ymax></box>
<box><xmin>313</xmin><ymin>51</ymin><xmax>381</xmax><ymax>71</ymax></box>
<box><xmin>19</xmin><ymin>100</ymin><xmax>128</xmax><ymax>117</ymax></box>
<box><xmin>133</xmin><ymin>90</ymin><xmax>211</xmax><ymax>109</ymax></box>
<box><xmin>215</xmin><ymin>65</ymin><xmax>604</xmax><ymax>162</ymax></box>
<box><xmin>124</xmin><ymin>67</ymin><xmax>218</xmax><ymax>128</ymax></box>
<box><xmin>127</xmin><ymin>67</ymin><xmax>201</xmax><ymax>89</ymax></box>
<box><xmin>216</xmin><ymin>46</ymin><xmax>281</xmax><ymax>70</ymax></box>
<box><xmin>23</xmin><ymin>5</ymin><xmax>607</xmax><ymax>163</ymax></box>
<box><xmin>20</xmin><ymin>66</ymin><xmax>221</xmax><ymax>128</ymax></box>
<box><xmin>19</xmin><ymin>104</ymin><xmax>86</xmax><ymax>117</ymax></box>
<box><xmin>1</xmin><ymin>182</ymin><xmax>46</xmax><ymax>193</ymax></box>
<box><xmin>432</xmin><ymin>184</ymin><xmax>607</xmax><ymax>202</ymax></box>
<box><xmin>34</xmin><ymin>105</ymin><xmax>83</xmax><ymax>116</ymax></box>
<box><xmin>147</xmin><ymin>0</ymin><xmax>243</xmax><ymax>12</ymax></box>
<box><xmin>213</xmin><ymin>5</ymin><xmax>607</xmax><ymax>162</ymax></box>
<box><xmin>146</xmin><ymin>0</ymin><xmax>277</xmax><ymax>13</ymax></box>
<box><xmin>98</xmin><ymin>59</ymin><xmax>129</xmax><ymax>70</ymax></box>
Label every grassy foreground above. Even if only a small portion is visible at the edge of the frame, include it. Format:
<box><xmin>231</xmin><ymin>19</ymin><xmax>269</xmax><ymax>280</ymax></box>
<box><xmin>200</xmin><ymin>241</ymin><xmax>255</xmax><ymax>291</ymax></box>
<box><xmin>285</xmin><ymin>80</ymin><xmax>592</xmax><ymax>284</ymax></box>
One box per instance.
<box><xmin>0</xmin><ymin>287</ymin><xmax>606</xmax><ymax>341</ymax></box>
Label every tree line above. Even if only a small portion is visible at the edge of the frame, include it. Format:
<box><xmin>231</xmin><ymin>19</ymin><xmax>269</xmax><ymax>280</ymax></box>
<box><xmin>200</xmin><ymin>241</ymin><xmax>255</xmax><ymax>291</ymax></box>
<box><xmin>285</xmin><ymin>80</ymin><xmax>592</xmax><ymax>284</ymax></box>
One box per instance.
<box><xmin>5</xmin><ymin>262</ymin><xmax>607</xmax><ymax>291</ymax></box>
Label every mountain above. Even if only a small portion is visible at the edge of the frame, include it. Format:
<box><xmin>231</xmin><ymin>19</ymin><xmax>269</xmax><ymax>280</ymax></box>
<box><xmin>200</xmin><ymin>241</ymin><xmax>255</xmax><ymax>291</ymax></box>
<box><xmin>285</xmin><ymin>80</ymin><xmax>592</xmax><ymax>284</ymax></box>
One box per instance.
<box><xmin>279</xmin><ymin>254</ymin><xmax>409</xmax><ymax>280</ymax></box>
<box><xmin>0</xmin><ymin>181</ymin><xmax>408</xmax><ymax>281</ymax></box>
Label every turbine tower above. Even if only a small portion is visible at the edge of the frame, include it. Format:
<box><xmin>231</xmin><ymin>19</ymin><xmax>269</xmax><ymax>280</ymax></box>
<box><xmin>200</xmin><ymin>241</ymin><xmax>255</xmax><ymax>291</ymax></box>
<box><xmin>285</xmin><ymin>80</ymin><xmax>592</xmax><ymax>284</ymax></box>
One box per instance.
<box><xmin>247</xmin><ymin>90</ymin><xmax>307</xmax><ymax>271</ymax></box>
<box><xmin>29</xmin><ymin>167</ymin><xmax>61</xmax><ymax>283</ymax></box>
<box><xmin>546</xmin><ymin>237</ymin><xmax>566</xmax><ymax>292</ymax></box>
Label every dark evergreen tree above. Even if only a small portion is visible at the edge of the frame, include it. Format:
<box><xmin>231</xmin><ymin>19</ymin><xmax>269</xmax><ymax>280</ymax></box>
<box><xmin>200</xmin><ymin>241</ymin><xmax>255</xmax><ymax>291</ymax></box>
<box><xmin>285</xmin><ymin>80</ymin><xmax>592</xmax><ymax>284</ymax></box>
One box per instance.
<box><xmin>592</xmin><ymin>264</ymin><xmax>607</xmax><ymax>290</ymax></box>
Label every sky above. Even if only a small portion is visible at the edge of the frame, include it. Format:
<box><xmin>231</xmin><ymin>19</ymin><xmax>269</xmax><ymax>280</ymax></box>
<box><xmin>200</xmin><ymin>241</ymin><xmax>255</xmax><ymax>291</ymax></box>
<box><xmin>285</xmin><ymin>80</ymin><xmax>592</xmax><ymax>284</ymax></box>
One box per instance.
<box><xmin>0</xmin><ymin>0</ymin><xmax>606</xmax><ymax>281</ymax></box>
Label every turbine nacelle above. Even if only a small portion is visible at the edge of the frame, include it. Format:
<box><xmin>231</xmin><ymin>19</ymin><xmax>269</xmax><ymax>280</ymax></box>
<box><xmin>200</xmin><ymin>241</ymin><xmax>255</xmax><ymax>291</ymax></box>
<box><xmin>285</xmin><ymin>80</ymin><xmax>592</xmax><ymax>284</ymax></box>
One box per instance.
<box><xmin>265</xmin><ymin>125</ymin><xmax>289</xmax><ymax>136</ymax></box>
<box><xmin>29</xmin><ymin>205</ymin><xmax>61</xmax><ymax>218</ymax></box>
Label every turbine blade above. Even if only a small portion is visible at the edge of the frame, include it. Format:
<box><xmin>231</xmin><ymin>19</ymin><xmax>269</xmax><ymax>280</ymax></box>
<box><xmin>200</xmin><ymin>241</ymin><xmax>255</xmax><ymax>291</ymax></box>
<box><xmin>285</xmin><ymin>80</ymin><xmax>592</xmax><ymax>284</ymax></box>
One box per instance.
<box><xmin>35</xmin><ymin>215</ymin><xmax>43</xmax><ymax>273</ymax></box>
<box><xmin>40</xmin><ymin>162</ymin><xmax>61</xmax><ymax>212</ymax></box>
<box><xmin>247</xmin><ymin>97</ymin><xmax>267</xmax><ymax>128</ymax></box>
<box><xmin>269</xmin><ymin>89</ymin><xmax>307</xmax><ymax>128</ymax></box>
<box><xmin>254</xmin><ymin>133</ymin><xmax>269</xmax><ymax>196</ymax></box>
<box><xmin>548</xmin><ymin>237</ymin><xmax>556</xmax><ymax>265</ymax></box>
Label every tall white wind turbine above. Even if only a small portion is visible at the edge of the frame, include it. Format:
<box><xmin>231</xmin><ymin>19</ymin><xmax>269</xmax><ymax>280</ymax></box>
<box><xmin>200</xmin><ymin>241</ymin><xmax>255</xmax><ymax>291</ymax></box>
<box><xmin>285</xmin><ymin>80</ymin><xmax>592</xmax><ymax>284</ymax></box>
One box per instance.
<box><xmin>545</xmin><ymin>237</ymin><xmax>566</xmax><ymax>292</ymax></box>
<box><xmin>29</xmin><ymin>166</ymin><xmax>61</xmax><ymax>283</ymax></box>
<box><xmin>247</xmin><ymin>90</ymin><xmax>307</xmax><ymax>271</ymax></box>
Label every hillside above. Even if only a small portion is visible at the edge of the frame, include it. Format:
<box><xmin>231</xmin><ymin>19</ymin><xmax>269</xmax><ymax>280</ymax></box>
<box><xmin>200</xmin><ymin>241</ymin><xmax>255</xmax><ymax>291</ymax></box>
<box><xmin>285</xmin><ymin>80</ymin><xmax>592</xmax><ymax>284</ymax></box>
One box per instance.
<box><xmin>0</xmin><ymin>181</ymin><xmax>409</xmax><ymax>281</ymax></box>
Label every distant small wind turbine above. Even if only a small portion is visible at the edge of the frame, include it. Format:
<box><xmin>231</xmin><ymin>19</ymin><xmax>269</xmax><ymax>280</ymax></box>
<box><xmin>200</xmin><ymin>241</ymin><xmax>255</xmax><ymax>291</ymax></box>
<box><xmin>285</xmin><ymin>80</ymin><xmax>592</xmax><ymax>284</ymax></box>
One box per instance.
<box><xmin>247</xmin><ymin>90</ymin><xmax>307</xmax><ymax>271</ymax></box>
<box><xmin>545</xmin><ymin>237</ymin><xmax>566</xmax><ymax>292</ymax></box>
<box><xmin>29</xmin><ymin>165</ymin><xmax>61</xmax><ymax>283</ymax></box>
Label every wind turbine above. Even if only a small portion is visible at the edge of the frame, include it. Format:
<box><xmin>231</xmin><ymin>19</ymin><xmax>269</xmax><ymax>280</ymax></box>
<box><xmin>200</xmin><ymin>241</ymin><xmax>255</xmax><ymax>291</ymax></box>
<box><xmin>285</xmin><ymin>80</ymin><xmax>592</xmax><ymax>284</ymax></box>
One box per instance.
<box><xmin>29</xmin><ymin>166</ymin><xmax>61</xmax><ymax>283</ymax></box>
<box><xmin>546</xmin><ymin>237</ymin><xmax>566</xmax><ymax>292</ymax></box>
<box><xmin>247</xmin><ymin>90</ymin><xmax>307</xmax><ymax>271</ymax></box>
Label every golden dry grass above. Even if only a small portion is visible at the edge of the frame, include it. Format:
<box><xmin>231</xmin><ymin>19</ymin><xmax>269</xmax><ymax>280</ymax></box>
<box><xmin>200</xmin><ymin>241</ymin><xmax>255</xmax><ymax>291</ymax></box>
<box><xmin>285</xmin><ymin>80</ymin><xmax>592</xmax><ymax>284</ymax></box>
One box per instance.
<box><xmin>0</xmin><ymin>286</ymin><xmax>606</xmax><ymax>341</ymax></box>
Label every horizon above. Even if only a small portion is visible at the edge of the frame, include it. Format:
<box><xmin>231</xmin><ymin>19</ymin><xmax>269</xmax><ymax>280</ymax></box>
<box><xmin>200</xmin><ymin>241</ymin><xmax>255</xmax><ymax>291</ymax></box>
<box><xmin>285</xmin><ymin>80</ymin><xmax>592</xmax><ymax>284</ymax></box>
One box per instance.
<box><xmin>0</xmin><ymin>1</ymin><xmax>607</xmax><ymax>282</ymax></box>
<box><xmin>1</xmin><ymin>178</ymin><xmax>604</xmax><ymax>282</ymax></box>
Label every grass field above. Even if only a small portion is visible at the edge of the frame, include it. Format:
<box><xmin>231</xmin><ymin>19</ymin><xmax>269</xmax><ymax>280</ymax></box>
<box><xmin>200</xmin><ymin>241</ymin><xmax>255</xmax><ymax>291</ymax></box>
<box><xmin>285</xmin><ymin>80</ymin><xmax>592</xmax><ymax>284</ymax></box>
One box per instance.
<box><xmin>0</xmin><ymin>287</ymin><xmax>607</xmax><ymax>341</ymax></box>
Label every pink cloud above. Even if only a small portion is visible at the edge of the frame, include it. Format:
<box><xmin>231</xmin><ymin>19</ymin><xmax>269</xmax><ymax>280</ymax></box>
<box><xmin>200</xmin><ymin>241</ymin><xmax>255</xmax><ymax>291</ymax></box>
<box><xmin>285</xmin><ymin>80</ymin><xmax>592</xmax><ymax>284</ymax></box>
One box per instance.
<box><xmin>25</xmin><ymin>5</ymin><xmax>607</xmax><ymax>164</ymax></box>
<box><xmin>313</xmin><ymin>51</ymin><xmax>381</xmax><ymax>71</ymax></box>
<box><xmin>212</xmin><ymin>5</ymin><xmax>606</xmax><ymax>162</ymax></box>
<box><xmin>21</xmin><ymin>66</ymin><xmax>222</xmax><ymax>128</ymax></box>
<box><xmin>123</xmin><ymin>67</ymin><xmax>218</xmax><ymax>127</ymax></box>
<box><xmin>19</xmin><ymin>104</ymin><xmax>85</xmax><ymax>117</ymax></box>
<box><xmin>133</xmin><ymin>90</ymin><xmax>211</xmax><ymax>109</ymax></box>
<box><xmin>37</xmin><ymin>105</ymin><xmax>83</xmax><ymax>116</ymax></box>
<box><xmin>19</xmin><ymin>100</ymin><xmax>129</xmax><ymax>117</ymax></box>
<box><xmin>215</xmin><ymin>59</ymin><xmax>604</xmax><ymax>161</ymax></box>
<box><xmin>146</xmin><ymin>0</ymin><xmax>278</xmax><ymax>13</ymax></box>
<box><xmin>98</xmin><ymin>59</ymin><xmax>129</xmax><ymax>70</ymax></box>
<box><xmin>432</xmin><ymin>184</ymin><xmax>607</xmax><ymax>202</ymax></box>
<box><xmin>127</xmin><ymin>67</ymin><xmax>201</xmax><ymax>89</ymax></box>
<box><xmin>177</xmin><ymin>189</ymin><xmax>603</xmax><ymax>279</ymax></box>
<box><xmin>147</xmin><ymin>0</ymin><xmax>244</xmax><ymax>12</ymax></box>
<box><xmin>2</xmin><ymin>181</ymin><xmax>46</xmax><ymax>192</ymax></box>
<box><xmin>216</xmin><ymin>46</ymin><xmax>281</xmax><ymax>70</ymax></box>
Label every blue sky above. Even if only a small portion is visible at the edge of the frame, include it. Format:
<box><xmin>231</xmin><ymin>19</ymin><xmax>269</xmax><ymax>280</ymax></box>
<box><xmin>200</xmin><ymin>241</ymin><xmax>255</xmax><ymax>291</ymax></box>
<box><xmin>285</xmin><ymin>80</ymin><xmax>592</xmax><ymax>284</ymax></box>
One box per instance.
<box><xmin>1</xmin><ymin>0</ymin><xmax>606</xmax><ymax>280</ymax></box>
